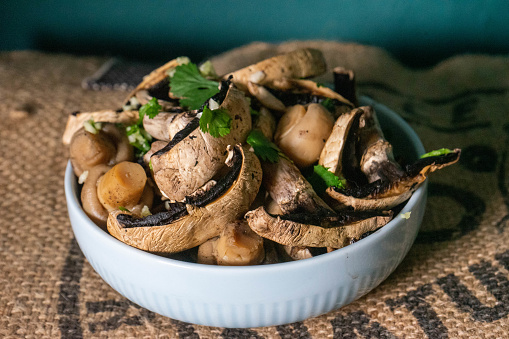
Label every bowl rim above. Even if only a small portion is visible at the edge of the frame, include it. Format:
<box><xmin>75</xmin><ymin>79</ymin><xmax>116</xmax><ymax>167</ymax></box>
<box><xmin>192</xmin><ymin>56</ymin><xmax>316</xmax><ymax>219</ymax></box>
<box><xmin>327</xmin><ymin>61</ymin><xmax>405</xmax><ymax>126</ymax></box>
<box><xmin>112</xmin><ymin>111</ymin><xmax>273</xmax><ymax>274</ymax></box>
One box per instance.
<box><xmin>65</xmin><ymin>95</ymin><xmax>426</xmax><ymax>273</ymax></box>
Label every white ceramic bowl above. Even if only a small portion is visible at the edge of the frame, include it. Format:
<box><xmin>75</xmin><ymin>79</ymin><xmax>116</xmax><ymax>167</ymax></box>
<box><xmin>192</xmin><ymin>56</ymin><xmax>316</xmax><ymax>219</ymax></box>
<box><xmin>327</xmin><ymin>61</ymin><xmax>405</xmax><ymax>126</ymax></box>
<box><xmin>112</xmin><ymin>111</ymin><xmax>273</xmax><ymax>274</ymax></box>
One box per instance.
<box><xmin>65</xmin><ymin>97</ymin><xmax>426</xmax><ymax>328</ymax></box>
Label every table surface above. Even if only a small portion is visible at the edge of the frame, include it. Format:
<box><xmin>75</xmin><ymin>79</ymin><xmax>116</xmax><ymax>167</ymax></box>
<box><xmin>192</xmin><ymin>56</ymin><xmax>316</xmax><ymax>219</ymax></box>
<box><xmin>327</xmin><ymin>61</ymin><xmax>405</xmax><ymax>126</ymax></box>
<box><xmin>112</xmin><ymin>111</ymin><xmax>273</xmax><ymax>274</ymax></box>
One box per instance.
<box><xmin>1</xmin><ymin>41</ymin><xmax>508</xmax><ymax>338</ymax></box>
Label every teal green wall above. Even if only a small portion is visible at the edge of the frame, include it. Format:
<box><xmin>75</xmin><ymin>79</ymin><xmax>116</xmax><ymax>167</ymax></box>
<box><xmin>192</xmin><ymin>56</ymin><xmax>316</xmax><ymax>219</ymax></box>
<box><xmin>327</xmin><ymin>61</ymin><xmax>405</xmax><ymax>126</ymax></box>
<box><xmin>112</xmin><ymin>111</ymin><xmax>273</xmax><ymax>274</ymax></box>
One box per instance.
<box><xmin>1</xmin><ymin>0</ymin><xmax>508</xmax><ymax>67</ymax></box>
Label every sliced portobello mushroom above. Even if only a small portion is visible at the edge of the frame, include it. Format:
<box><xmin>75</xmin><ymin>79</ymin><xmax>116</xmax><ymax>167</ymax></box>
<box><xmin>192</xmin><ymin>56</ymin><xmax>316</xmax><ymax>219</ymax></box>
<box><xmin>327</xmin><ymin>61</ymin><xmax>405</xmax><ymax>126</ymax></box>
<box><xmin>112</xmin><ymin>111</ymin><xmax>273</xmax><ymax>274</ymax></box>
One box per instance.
<box><xmin>272</xmin><ymin>77</ymin><xmax>354</xmax><ymax>109</ymax></box>
<box><xmin>327</xmin><ymin>149</ymin><xmax>461</xmax><ymax>211</ymax></box>
<box><xmin>224</xmin><ymin>48</ymin><xmax>327</xmax><ymax>92</ymax></box>
<box><xmin>245</xmin><ymin>206</ymin><xmax>392</xmax><ymax>249</ymax></box>
<box><xmin>150</xmin><ymin>82</ymin><xmax>252</xmax><ymax>201</ymax></box>
<box><xmin>142</xmin><ymin>110</ymin><xmax>195</xmax><ymax>141</ymax></box>
<box><xmin>319</xmin><ymin>107</ymin><xmax>364</xmax><ymax>177</ymax></box>
<box><xmin>62</xmin><ymin>109</ymin><xmax>138</xmax><ymax>145</ymax></box>
<box><xmin>356</xmin><ymin>106</ymin><xmax>405</xmax><ymax>183</ymax></box>
<box><xmin>107</xmin><ymin>144</ymin><xmax>263</xmax><ymax>255</ymax></box>
<box><xmin>261</xmin><ymin>155</ymin><xmax>333</xmax><ymax>215</ymax></box>
<box><xmin>252</xmin><ymin>106</ymin><xmax>277</xmax><ymax>141</ymax></box>
<box><xmin>123</xmin><ymin>58</ymin><xmax>182</xmax><ymax>110</ymax></box>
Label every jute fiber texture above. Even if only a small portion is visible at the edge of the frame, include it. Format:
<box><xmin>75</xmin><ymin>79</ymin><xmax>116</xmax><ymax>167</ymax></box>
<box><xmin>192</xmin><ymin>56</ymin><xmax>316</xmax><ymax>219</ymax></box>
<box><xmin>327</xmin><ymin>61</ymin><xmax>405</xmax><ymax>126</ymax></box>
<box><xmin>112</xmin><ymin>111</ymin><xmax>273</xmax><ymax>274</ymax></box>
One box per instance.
<box><xmin>1</xmin><ymin>41</ymin><xmax>508</xmax><ymax>338</ymax></box>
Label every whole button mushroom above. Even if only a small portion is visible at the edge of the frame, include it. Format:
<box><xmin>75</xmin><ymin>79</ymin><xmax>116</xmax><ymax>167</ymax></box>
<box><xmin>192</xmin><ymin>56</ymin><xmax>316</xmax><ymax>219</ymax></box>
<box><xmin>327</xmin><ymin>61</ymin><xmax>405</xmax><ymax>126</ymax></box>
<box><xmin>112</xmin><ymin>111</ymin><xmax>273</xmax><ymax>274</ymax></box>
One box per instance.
<box><xmin>69</xmin><ymin>123</ymin><xmax>133</xmax><ymax>177</ymax></box>
<box><xmin>274</xmin><ymin>103</ymin><xmax>334</xmax><ymax>168</ymax></box>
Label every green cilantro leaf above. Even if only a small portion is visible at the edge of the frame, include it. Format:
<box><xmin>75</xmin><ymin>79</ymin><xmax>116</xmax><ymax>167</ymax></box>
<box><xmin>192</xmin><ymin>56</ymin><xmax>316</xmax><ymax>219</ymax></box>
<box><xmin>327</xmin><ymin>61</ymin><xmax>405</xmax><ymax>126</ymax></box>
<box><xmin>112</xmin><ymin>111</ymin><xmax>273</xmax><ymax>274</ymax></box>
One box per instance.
<box><xmin>126</xmin><ymin>124</ymin><xmax>152</xmax><ymax>156</ymax></box>
<box><xmin>320</xmin><ymin>98</ymin><xmax>335</xmax><ymax>112</ymax></box>
<box><xmin>420</xmin><ymin>148</ymin><xmax>453</xmax><ymax>159</ymax></box>
<box><xmin>246</xmin><ymin>129</ymin><xmax>283</xmax><ymax>163</ymax></box>
<box><xmin>307</xmin><ymin>165</ymin><xmax>346</xmax><ymax>195</ymax></box>
<box><xmin>250</xmin><ymin>108</ymin><xmax>260</xmax><ymax>116</ymax></box>
<box><xmin>118</xmin><ymin>206</ymin><xmax>130</xmax><ymax>212</ymax></box>
<box><xmin>138</xmin><ymin>97</ymin><xmax>162</xmax><ymax>122</ymax></box>
<box><xmin>170</xmin><ymin>62</ymin><xmax>220</xmax><ymax>109</ymax></box>
<box><xmin>199</xmin><ymin>105</ymin><xmax>231</xmax><ymax>138</ymax></box>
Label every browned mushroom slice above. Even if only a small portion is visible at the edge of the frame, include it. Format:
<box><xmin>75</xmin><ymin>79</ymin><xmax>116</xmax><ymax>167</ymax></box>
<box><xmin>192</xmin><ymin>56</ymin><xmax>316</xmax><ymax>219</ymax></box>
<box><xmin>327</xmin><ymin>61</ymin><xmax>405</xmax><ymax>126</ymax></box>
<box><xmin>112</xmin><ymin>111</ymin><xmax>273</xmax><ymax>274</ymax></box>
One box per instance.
<box><xmin>261</xmin><ymin>156</ymin><xmax>333</xmax><ymax>214</ymax></box>
<box><xmin>123</xmin><ymin>58</ymin><xmax>181</xmax><ymax>110</ymax></box>
<box><xmin>247</xmin><ymin>82</ymin><xmax>286</xmax><ymax>112</ymax></box>
<box><xmin>272</xmin><ymin>77</ymin><xmax>354</xmax><ymax>108</ymax></box>
<box><xmin>62</xmin><ymin>109</ymin><xmax>138</xmax><ymax>145</ymax></box>
<box><xmin>252</xmin><ymin>106</ymin><xmax>277</xmax><ymax>141</ymax></box>
<box><xmin>327</xmin><ymin>149</ymin><xmax>461</xmax><ymax>211</ymax></box>
<box><xmin>319</xmin><ymin>107</ymin><xmax>363</xmax><ymax>176</ymax></box>
<box><xmin>357</xmin><ymin>106</ymin><xmax>405</xmax><ymax>183</ymax></box>
<box><xmin>245</xmin><ymin>206</ymin><xmax>392</xmax><ymax>249</ymax></box>
<box><xmin>224</xmin><ymin>48</ymin><xmax>327</xmax><ymax>92</ymax></box>
<box><xmin>150</xmin><ymin>82</ymin><xmax>251</xmax><ymax>201</ymax></box>
<box><xmin>69</xmin><ymin>124</ymin><xmax>134</xmax><ymax>177</ymax></box>
<box><xmin>107</xmin><ymin>144</ymin><xmax>263</xmax><ymax>255</ymax></box>
<box><xmin>142</xmin><ymin>110</ymin><xmax>196</xmax><ymax>141</ymax></box>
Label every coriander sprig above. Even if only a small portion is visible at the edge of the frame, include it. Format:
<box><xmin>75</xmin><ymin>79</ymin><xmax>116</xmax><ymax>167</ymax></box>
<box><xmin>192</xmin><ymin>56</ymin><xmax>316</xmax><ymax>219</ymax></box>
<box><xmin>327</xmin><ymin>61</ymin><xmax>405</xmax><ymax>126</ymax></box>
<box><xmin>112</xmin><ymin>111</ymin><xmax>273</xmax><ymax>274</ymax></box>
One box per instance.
<box><xmin>199</xmin><ymin>105</ymin><xmax>232</xmax><ymax>138</ymax></box>
<box><xmin>246</xmin><ymin>130</ymin><xmax>284</xmax><ymax>163</ymax></box>
<box><xmin>307</xmin><ymin>165</ymin><xmax>346</xmax><ymax>195</ymax></box>
<box><xmin>169</xmin><ymin>62</ymin><xmax>220</xmax><ymax>110</ymax></box>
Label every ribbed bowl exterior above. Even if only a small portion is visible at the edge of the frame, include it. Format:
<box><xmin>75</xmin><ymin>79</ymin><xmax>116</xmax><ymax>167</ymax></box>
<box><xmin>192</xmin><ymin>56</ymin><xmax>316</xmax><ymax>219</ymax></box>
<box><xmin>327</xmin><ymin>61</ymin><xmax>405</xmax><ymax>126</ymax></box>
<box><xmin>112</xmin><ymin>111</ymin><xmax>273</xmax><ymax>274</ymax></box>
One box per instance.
<box><xmin>65</xmin><ymin>98</ymin><xmax>427</xmax><ymax>328</ymax></box>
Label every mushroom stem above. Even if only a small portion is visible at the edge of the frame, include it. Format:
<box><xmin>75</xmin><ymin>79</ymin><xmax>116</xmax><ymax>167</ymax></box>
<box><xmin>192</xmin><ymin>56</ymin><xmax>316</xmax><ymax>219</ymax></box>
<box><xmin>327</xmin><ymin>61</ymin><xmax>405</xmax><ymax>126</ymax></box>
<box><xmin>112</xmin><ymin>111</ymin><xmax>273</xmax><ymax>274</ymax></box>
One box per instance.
<box><xmin>97</xmin><ymin>161</ymin><xmax>147</xmax><ymax>211</ymax></box>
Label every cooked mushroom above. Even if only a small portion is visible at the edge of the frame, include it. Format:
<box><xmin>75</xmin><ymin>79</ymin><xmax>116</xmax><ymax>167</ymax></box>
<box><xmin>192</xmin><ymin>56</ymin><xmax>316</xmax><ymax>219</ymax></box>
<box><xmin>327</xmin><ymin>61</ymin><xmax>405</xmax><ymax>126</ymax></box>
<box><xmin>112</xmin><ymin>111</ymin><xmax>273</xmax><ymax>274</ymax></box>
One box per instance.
<box><xmin>97</xmin><ymin>161</ymin><xmax>148</xmax><ymax>211</ymax></box>
<box><xmin>356</xmin><ymin>106</ymin><xmax>405</xmax><ymax>183</ymax></box>
<box><xmin>81</xmin><ymin>164</ymin><xmax>111</xmax><ymax>229</ymax></box>
<box><xmin>272</xmin><ymin>77</ymin><xmax>354</xmax><ymax>109</ymax></box>
<box><xmin>197</xmin><ymin>220</ymin><xmax>265</xmax><ymax>266</ymax></box>
<box><xmin>150</xmin><ymin>82</ymin><xmax>252</xmax><ymax>201</ymax></box>
<box><xmin>319</xmin><ymin>107</ymin><xmax>363</xmax><ymax>176</ymax></box>
<box><xmin>274</xmin><ymin>103</ymin><xmax>334</xmax><ymax>168</ymax></box>
<box><xmin>261</xmin><ymin>155</ymin><xmax>333</xmax><ymax>214</ymax></box>
<box><xmin>123</xmin><ymin>58</ymin><xmax>182</xmax><ymax>110</ymax></box>
<box><xmin>63</xmin><ymin>109</ymin><xmax>138</xmax><ymax>145</ymax></box>
<box><xmin>252</xmin><ymin>106</ymin><xmax>277</xmax><ymax>141</ymax></box>
<box><xmin>245</xmin><ymin>206</ymin><xmax>392</xmax><ymax>249</ymax></box>
<box><xmin>69</xmin><ymin>123</ymin><xmax>134</xmax><ymax>177</ymax></box>
<box><xmin>247</xmin><ymin>82</ymin><xmax>286</xmax><ymax>112</ymax></box>
<box><xmin>142</xmin><ymin>110</ymin><xmax>195</xmax><ymax>141</ymax></box>
<box><xmin>225</xmin><ymin>48</ymin><xmax>327</xmax><ymax>92</ymax></box>
<box><xmin>327</xmin><ymin>149</ymin><xmax>461</xmax><ymax>211</ymax></box>
<box><xmin>107</xmin><ymin>144</ymin><xmax>263</xmax><ymax>255</ymax></box>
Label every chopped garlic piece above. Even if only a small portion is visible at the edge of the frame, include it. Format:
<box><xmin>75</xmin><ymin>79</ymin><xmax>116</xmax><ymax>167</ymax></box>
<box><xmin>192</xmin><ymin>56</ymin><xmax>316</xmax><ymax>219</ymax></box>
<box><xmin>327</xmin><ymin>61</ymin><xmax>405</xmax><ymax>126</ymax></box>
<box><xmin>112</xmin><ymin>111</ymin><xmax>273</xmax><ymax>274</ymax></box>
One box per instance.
<box><xmin>208</xmin><ymin>98</ymin><xmax>220</xmax><ymax>110</ymax></box>
<box><xmin>199</xmin><ymin>60</ymin><xmax>218</xmax><ymax>78</ymax></box>
<box><xmin>249</xmin><ymin>70</ymin><xmax>266</xmax><ymax>84</ymax></box>
<box><xmin>78</xmin><ymin>170</ymin><xmax>89</xmax><ymax>184</ymax></box>
<box><xmin>83</xmin><ymin>119</ymin><xmax>102</xmax><ymax>134</ymax></box>
<box><xmin>176</xmin><ymin>56</ymin><xmax>191</xmax><ymax>65</ymax></box>
<box><xmin>400</xmin><ymin>212</ymin><xmax>411</xmax><ymax>219</ymax></box>
<box><xmin>141</xmin><ymin>205</ymin><xmax>152</xmax><ymax>217</ymax></box>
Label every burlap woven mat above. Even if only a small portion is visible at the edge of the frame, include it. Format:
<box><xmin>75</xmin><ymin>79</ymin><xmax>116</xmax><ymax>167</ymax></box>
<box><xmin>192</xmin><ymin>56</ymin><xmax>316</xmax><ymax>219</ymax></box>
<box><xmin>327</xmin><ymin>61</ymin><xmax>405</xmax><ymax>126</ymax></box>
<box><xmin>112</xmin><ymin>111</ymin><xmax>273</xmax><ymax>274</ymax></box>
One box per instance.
<box><xmin>1</xmin><ymin>41</ymin><xmax>508</xmax><ymax>338</ymax></box>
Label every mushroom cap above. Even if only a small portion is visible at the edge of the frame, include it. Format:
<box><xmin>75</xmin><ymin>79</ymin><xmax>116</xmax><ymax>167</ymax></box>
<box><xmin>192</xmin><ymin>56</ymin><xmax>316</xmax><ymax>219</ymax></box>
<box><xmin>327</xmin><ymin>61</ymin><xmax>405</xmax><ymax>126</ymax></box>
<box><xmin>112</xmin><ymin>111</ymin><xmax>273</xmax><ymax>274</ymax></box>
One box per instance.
<box><xmin>150</xmin><ymin>84</ymin><xmax>252</xmax><ymax>201</ymax></box>
<box><xmin>69</xmin><ymin>124</ymin><xmax>134</xmax><ymax>177</ymax></box>
<box><xmin>107</xmin><ymin>144</ymin><xmax>263</xmax><ymax>255</ymax></box>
